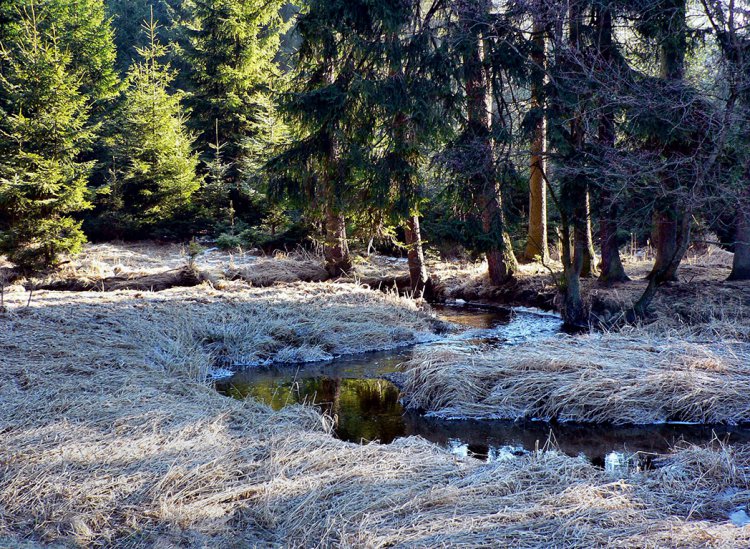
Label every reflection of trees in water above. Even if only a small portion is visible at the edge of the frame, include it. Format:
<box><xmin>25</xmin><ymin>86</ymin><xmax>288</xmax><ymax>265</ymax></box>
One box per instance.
<box><xmin>334</xmin><ymin>379</ymin><xmax>405</xmax><ymax>444</ymax></box>
<box><xmin>219</xmin><ymin>375</ymin><xmax>750</xmax><ymax>460</ymax></box>
<box><xmin>220</xmin><ymin>376</ymin><xmax>407</xmax><ymax>443</ymax></box>
<box><xmin>404</xmin><ymin>413</ymin><xmax>750</xmax><ymax>461</ymax></box>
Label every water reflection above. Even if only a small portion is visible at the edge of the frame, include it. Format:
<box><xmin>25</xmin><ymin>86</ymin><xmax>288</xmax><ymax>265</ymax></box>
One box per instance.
<box><xmin>217</xmin><ymin>304</ymin><xmax>750</xmax><ymax>465</ymax></box>
<box><xmin>219</xmin><ymin>370</ymin><xmax>409</xmax><ymax>443</ymax></box>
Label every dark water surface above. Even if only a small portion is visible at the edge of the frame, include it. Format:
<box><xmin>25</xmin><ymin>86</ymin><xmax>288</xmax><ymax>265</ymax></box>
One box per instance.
<box><xmin>216</xmin><ymin>304</ymin><xmax>750</xmax><ymax>468</ymax></box>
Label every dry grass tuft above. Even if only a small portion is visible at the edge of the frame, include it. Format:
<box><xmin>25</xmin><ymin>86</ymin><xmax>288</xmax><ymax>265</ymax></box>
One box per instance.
<box><xmin>401</xmin><ymin>326</ymin><xmax>750</xmax><ymax>425</ymax></box>
<box><xmin>229</xmin><ymin>250</ymin><xmax>330</xmax><ymax>286</ymax></box>
<box><xmin>0</xmin><ymin>282</ymin><xmax>435</xmax><ymax>546</ymax></box>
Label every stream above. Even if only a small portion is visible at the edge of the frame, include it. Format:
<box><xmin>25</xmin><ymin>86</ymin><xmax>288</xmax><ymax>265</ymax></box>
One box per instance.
<box><xmin>216</xmin><ymin>304</ymin><xmax>750</xmax><ymax>472</ymax></box>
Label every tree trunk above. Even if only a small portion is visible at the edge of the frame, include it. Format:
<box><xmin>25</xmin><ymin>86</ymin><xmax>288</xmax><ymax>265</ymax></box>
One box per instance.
<box><xmin>729</xmin><ymin>198</ymin><xmax>750</xmax><ymax>280</ymax></box>
<box><xmin>322</xmin><ymin>52</ymin><xmax>350</xmax><ymax>277</ymax></box>
<box><xmin>324</xmin><ymin>208</ymin><xmax>350</xmax><ymax>277</ymax></box>
<box><xmin>581</xmin><ymin>189</ymin><xmax>598</xmax><ymax>278</ymax></box>
<box><xmin>632</xmin><ymin>212</ymin><xmax>691</xmax><ymax>318</ymax></box>
<box><xmin>647</xmin><ymin>210</ymin><xmax>680</xmax><ymax>282</ymax></box>
<box><xmin>405</xmin><ymin>215</ymin><xmax>430</xmax><ymax>297</ymax></box>
<box><xmin>599</xmin><ymin>204</ymin><xmax>629</xmax><ymax>284</ymax></box>
<box><xmin>388</xmin><ymin>29</ymin><xmax>431</xmax><ymax>296</ymax></box>
<box><xmin>525</xmin><ymin>9</ymin><xmax>549</xmax><ymax>263</ymax></box>
<box><xmin>481</xmin><ymin>191</ymin><xmax>519</xmax><ymax>285</ymax></box>
<box><xmin>460</xmin><ymin>1</ymin><xmax>517</xmax><ymax>286</ymax></box>
<box><xmin>559</xmin><ymin>0</ymin><xmax>587</xmax><ymax>328</ymax></box>
<box><xmin>649</xmin><ymin>0</ymin><xmax>687</xmax><ymax>282</ymax></box>
<box><xmin>595</xmin><ymin>4</ymin><xmax>629</xmax><ymax>284</ymax></box>
<box><xmin>562</xmin><ymin>216</ymin><xmax>587</xmax><ymax>328</ymax></box>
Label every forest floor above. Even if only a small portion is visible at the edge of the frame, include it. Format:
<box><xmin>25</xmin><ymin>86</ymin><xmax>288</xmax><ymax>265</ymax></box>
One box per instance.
<box><xmin>2</xmin><ymin>242</ymin><xmax>750</xmax><ymax>546</ymax></box>
<box><xmin>7</xmin><ymin>241</ymin><xmax>748</xmax><ymax>321</ymax></box>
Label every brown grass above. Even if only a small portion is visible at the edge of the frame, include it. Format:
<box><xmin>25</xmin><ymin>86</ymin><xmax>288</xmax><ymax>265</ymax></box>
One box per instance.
<box><xmin>401</xmin><ymin>325</ymin><xmax>750</xmax><ymax>425</ymax></box>
<box><xmin>2</xmin><ymin>255</ymin><xmax>750</xmax><ymax>546</ymax></box>
<box><xmin>228</xmin><ymin>249</ymin><xmax>330</xmax><ymax>286</ymax></box>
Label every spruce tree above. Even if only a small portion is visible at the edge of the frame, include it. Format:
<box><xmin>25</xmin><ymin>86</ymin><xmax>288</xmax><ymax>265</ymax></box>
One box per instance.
<box><xmin>184</xmin><ymin>0</ymin><xmax>287</xmax><ymax>180</ymax></box>
<box><xmin>105</xmin><ymin>0</ymin><xmax>181</xmax><ymax>74</ymax></box>
<box><xmin>48</xmin><ymin>0</ymin><xmax>119</xmax><ymax>104</ymax></box>
<box><xmin>2</xmin><ymin>0</ymin><xmax>118</xmax><ymax>105</ymax></box>
<box><xmin>106</xmin><ymin>13</ymin><xmax>201</xmax><ymax>232</ymax></box>
<box><xmin>524</xmin><ymin>1</ymin><xmax>549</xmax><ymax>264</ymax></box>
<box><xmin>350</xmin><ymin>2</ymin><xmax>451</xmax><ymax>296</ymax></box>
<box><xmin>0</xmin><ymin>4</ymin><xmax>93</xmax><ymax>270</ymax></box>
<box><xmin>435</xmin><ymin>0</ymin><xmax>525</xmax><ymax>286</ymax></box>
<box><xmin>267</xmin><ymin>0</ymin><xmax>355</xmax><ymax>276</ymax></box>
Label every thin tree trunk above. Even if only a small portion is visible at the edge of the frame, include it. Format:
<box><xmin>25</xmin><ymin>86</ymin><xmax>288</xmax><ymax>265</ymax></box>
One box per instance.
<box><xmin>595</xmin><ymin>2</ymin><xmax>628</xmax><ymax>284</ymax></box>
<box><xmin>324</xmin><ymin>208</ymin><xmax>350</xmax><ymax>277</ymax></box>
<box><xmin>559</xmin><ymin>0</ymin><xmax>587</xmax><ymax>327</ymax></box>
<box><xmin>389</xmin><ymin>31</ymin><xmax>431</xmax><ymax>295</ymax></box>
<box><xmin>581</xmin><ymin>189</ymin><xmax>598</xmax><ymax>277</ymax></box>
<box><xmin>562</xmin><ymin>214</ymin><xmax>587</xmax><ymax>327</ymax></box>
<box><xmin>322</xmin><ymin>51</ymin><xmax>350</xmax><ymax>277</ymax></box>
<box><xmin>729</xmin><ymin>195</ymin><xmax>750</xmax><ymax>280</ymax></box>
<box><xmin>648</xmin><ymin>0</ymin><xmax>687</xmax><ymax>282</ymax></box>
<box><xmin>525</xmin><ymin>8</ymin><xmax>549</xmax><ymax>262</ymax></box>
<box><xmin>461</xmin><ymin>0</ymin><xmax>517</xmax><ymax>286</ymax></box>
<box><xmin>599</xmin><ymin>205</ymin><xmax>629</xmax><ymax>283</ymax></box>
<box><xmin>405</xmin><ymin>215</ymin><xmax>430</xmax><ymax>297</ymax></box>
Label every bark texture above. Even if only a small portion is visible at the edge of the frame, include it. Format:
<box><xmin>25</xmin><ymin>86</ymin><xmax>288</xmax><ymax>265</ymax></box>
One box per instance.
<box><xmin>324</xmin><ymin>208</ymin><xmax>350</xmax><ymax>277</ymax></box>
<box><xmin>581</xmin><ymin>190</ymin><xmax>598</xmax><ymax>278</ymax></box>
<box><xmin>322</xmin><ymin>53</ymin><xmax>350</xmax><ymax>277</ymax></box>
<box><xmin>525</xmin><ymin>10</ymin><xmax>549</xmax><ymax>263</ymax></box>
<box><xmin>647</xmin><ymin>210</ymin><xmax>680</xmax><ymax>282</ymax></box>
<box><xmin>405</xmin><ymin>215</ymin><xmax>431</xmax><ymax>297</ymax></box>
<box><xmin>461</xmin><ymin>0</ymin><xmax>517</xmax><ymax>285</ymax></box>
<box><xmin>648</xmin><ymin>0</ymin><xmax>688</xmax><ymax>283</ymax></box>
<box><xmin>559</xmin><ymin>0</ymin><xmax>588</xmax><ymax>328</ymax></box>
<box><xmin>595</xmin><ymin>3</ymin><xmax>629</xmax><ymax>284</ymax></box>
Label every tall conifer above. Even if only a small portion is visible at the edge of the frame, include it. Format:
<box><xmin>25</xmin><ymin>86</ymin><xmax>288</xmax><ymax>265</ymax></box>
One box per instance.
<box><xmin>0</xmin><ymin>3</ymin><xmax>93</xmax><ymax>269</ymax></box>
<box><xmin>184</xmin><ymin>0</ymin><xmax>287</xmax><ymax>180</ymax></box>
<box><xmin>106</xmin><ymin>12</ymin><xmax>201</xmax><ymax>231</ymax></box>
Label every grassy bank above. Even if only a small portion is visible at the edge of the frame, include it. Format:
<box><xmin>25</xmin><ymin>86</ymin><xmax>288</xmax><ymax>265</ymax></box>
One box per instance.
<box><xmin>3</xmin><ymin>245</ymin><xmax>750</xmax><ymax>546</ymax></box>
<box><xmin>0</xmin><ymin>281</ymin><xmax>749</xmax><ymax>547</ymax></box>
<box><xmin>401</xmin><ymin>321</ymin><xmax>750</xmax><ymax>424</ymax></box>
<box><xmin>10</xmin><ymin>243</ymin><xmax>749</xmax><ymax>328</ymax></box>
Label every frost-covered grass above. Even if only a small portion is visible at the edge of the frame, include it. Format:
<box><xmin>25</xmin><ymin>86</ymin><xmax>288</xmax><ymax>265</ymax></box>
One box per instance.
<box><xmin>2</xmin><ymin>257</ymin><xmax>750</xmax><ymax>547</ymax></box>
<box><xmin>401</xmin><ymin>324</ymin><xmax>750</xmax><ymax>425</ymax></box>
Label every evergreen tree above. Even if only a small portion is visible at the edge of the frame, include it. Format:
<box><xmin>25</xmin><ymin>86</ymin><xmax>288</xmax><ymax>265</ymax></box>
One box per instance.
<box><xmin>184</xmin><ymin>0</ymin><xmax>287</xmax><ymax>180</ymax></box>
<box><xmin>352</xmin><ymin>2</ymin><xmax>451</xmax><ymax>296</ymax></box>
<box><xmin>644</xmin><ymin>0</ymin><xmax>691</xmax><ymax>284</ymax></box>
<box><xmin>105</xmin><ymin>0</ymin><xmax>181</xmax><ymax>74</ymax></box>
<box><xmin>267</xmin><ymin>0</ymin><xmax>356</xmax><ymax>276</ymax></box>
<box><xmin>594</xmin><ymin>0</ymin><xmax>629</xmax><ymax>284</ymax></box>
<box><xmin>435</xmin><ymin>0</ymin><xmax>527</xmax><ymax>286</ymax></box>
<box><xmin>47</xmin><ymin>0</ymin><xmax>119</xmax><ymax>104</ymax></box>
<box><xmin>524</xmin><ymin>0</ymin><xmax>549</xmax><ymax>264</ymax></box>
<box><xmin>2</xmin><ymin>0</ymin><xmax>119</xmax><ymax>105</ymax></box>
<box><xmin>105</xmin><ymin>13</ymin><xmax>201</xmax><ymax>232</ymax></box>
<box><xmin>0</xmin><ymin>3</ymin><xmax>93</xmax><ymax>270</ymax></box>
